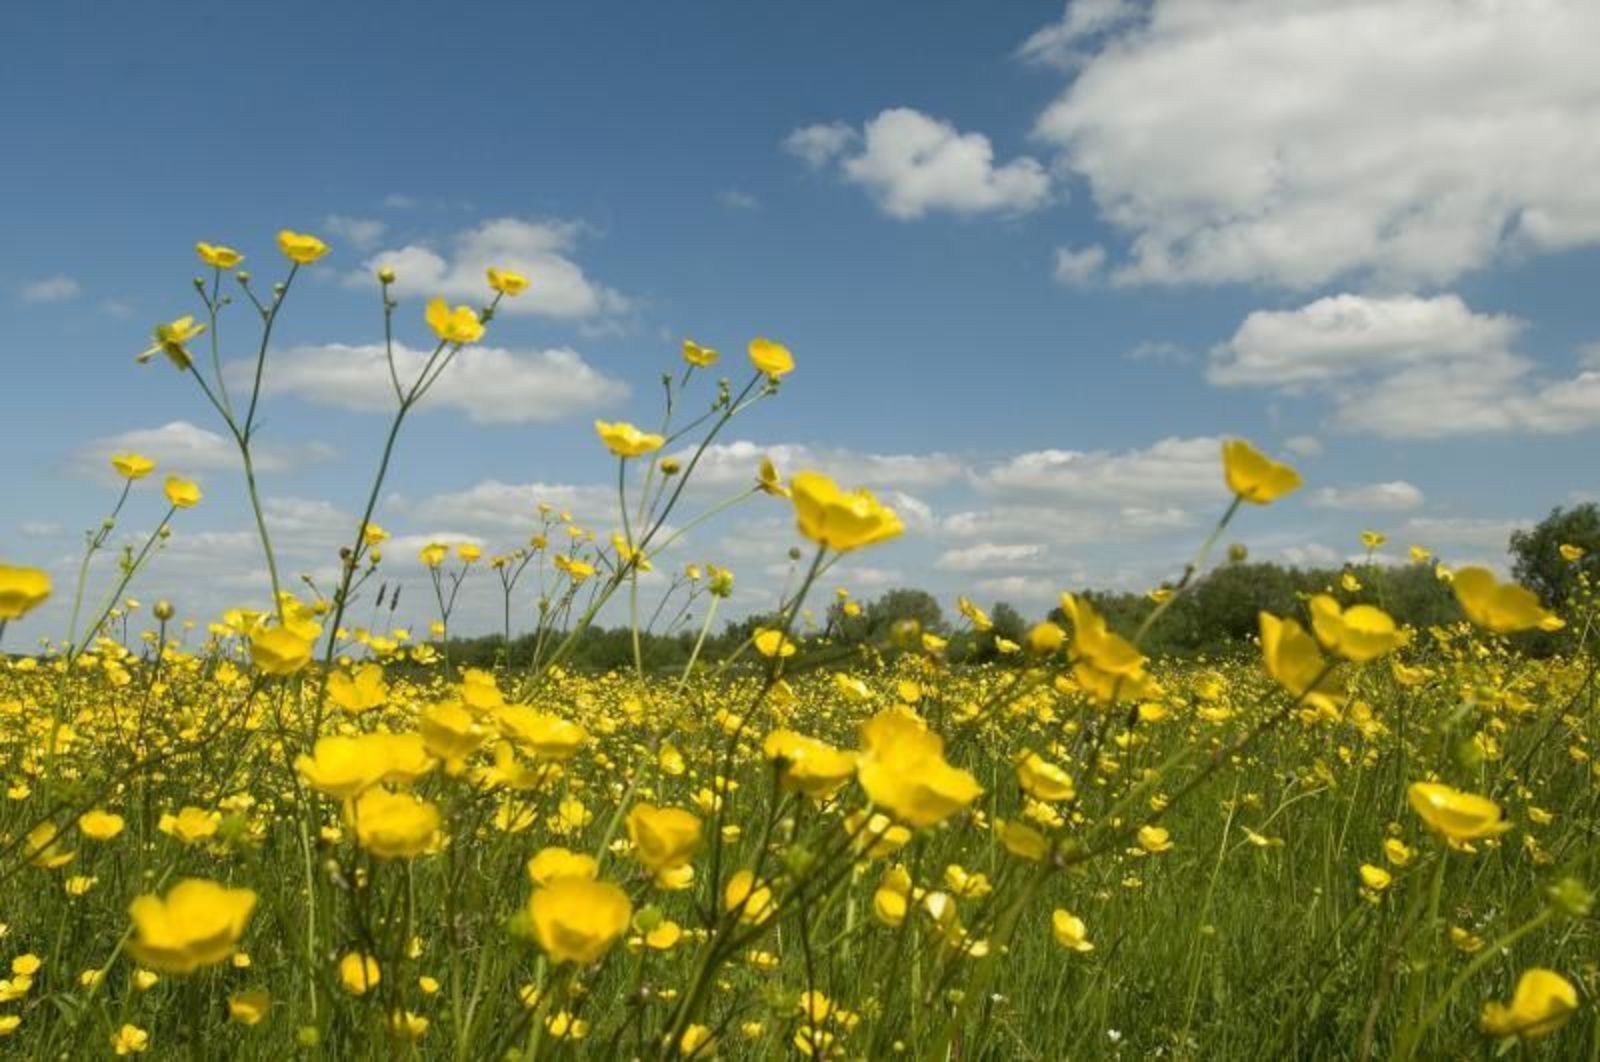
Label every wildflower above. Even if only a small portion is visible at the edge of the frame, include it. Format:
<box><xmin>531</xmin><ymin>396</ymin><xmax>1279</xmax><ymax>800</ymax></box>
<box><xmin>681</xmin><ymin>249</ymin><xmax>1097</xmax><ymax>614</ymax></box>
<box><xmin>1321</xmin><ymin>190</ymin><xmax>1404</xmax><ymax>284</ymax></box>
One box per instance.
<box><xmin>136</xmin><ymin>315</ymin><xmax>206</xmax><ymax>369</ymax></box>
<box><xmin>195</xmin><ymin>242</ymin><xmax>243</xmax><ymax>269</ymax></box>
<box><xmin>79</xmin><ymin>809</ymin><xmax>126</xmax><ymax>841</ymax></box>
<box><xmin>486</xmin><ymin>266</ymin><xmax>529</xmax><ymax>295</ymax></box>
<box><xmin>764</xmin><ymin>730</ymin><xmax>857</xmax><ymax>799</ymax></box>
<box><xmin>790</xmin><ymin>471</ymin><xmax>904</xmax><ymax>552</ymax></box>
<box><xmin>626</xmin><ymin>804</ymin><xmax>704</xmax><ymax>872</ymax></box>
<box><xmin>163</xmin><ymin>475</ymin><xmax>202</xmax><ymax>509</ymax></box>
<box><xmin>723</xmin><ymin>870</ymin><xmax>776</xmax><ymax>924</ymax></box>
<box><xmin>326</xmin><ymin>663</ymin><xmax>387</xmax><ymax>713</ymax></box>
<box><xmin>1017</xmin><ymin>751</ymin><xmax>1075</xmax><ymax>802</ymax></box>
<box><xmin>526</xmin><ymin>847</ymin><xmax>599</xmax><ymax>886</ymax></box>
<box><xmin>419</xmin><ymin>700</ymin><xmax>486</xmax><ymax>765</ymax></box>
<box><xmin>753</xmin><ymin>627</ymin><xmax>797</xmax><ymax>658</ymax></box>
<box><xmin>1052</xmin><ymin>910</ymin><xmax>1094</xmax><ymax>953</ymax></box>
<box><xmin>528</xmin><ymin>878</ymin><xmax>632</xmax><ymax>964</ymax></box>
<box><xmin>276</xmin><ymin>229</ymin><xmax>330</xmax><ymax>264</ymax></box>
<box><xmin>425</xmin><ymin>298</ymin><xmax>485</xmax><ymax>344</ymax></box>
<box><xmin>856</xmin><ymin>709</ymin><xmax>982</xmax><ymax>828</ymax></box>
<box><xmin>1307</xmin><ymin>595</ymin><xmax>1406</xmax><ymax>662</ymax></box>
<box><xmin>682</xmin><ymin>339</ymin><xmax>719</xmax><ymax>367</ymax></box>
<box><xmin>339</xmin><ymin>952</ymin><xmax>381</xmax><ymax>995</ymax></box>
<box><xmin>126</xmin><ymin>878</ymin><xmax>256</xmax><ymax>973</ymax></box>
<box><xmin>158</xmin><ymin>806</ymin><xmax>221</xmax><ymax>845</ymax></box>
<box><xmin>493</xmin><ymin>705</ymin><xmax>587</xmax><ymax>759</ymax></box>
<box><xmin>748</xmin><ymin>336</ymin><xmax>794</xmax><ymax>378</ymax></box>
<box><xmin>1221</xmin><ymin>439</ymin><xmax>1302</xmax><ymax>504</ymax></box>
<box><xmin>1259</xmin><ymin>612</ymin><xmax>1342</xmax><ymax>712</ymax></box>
<box><xmin>594</xmin><ymin>419</ymin><xmax>666</xmax><ymax>457</ymax></box>
<box><xmin>1382</xmin><ymin>838</ymin><xmax>1413</xmax><ymax>866</ymax></box>
<box><xmin>1559</xmin><ymin>543</ymin><xmax>1585</xmax><ymax>562</ymax></box>
<box><xmin>0</xmin><ymin>565</ymin><xmax>52</xmax><ymax>620</ymax></box>
<box><xmin>1137</xmin><ymin>826</ymin><xmax>1172</xmax><ymax>854</ymax></box>
<box><xmin>250</xmin><ymin>625</ymin><xmax>314</xmax><ymax>676</ymax></box>
<box><xmin>1481</xmin><ymin>968</ymin><xmax>1578</xmax><ymax>1041</ymax></box>
<box><xmin>111</xmin><ymin>1024</ymin><xmax>149</xmax><ymax>1055</ymax></box>
<box><xmin>1360</xmin><ymin>530</ymin><xmax>1386</xmax><ymax>549</ymax></box>
<box><xmin>228</xmin><ymin>988</ymin><xmax>270</xmax><ymax>1025</ymax></box>
<box><xmin>1408</xmin><ymin>782</ymin><xmax>1511</xmax><ymax>845</ymax></box>
<box><xmin>1358</xmin><ymin>864</ymin><xmax>1392</xmax><ymax>901</ymax></box>
<box><xmin>347</xmin><ymin>787</ymin><xmax>442</xmax><ymax>859</ymax></box>
<box><xmin>25</xmin><ymin>823</ymin><xmax>73</xmax><ymax>869</ymax></box>
<box><xmin>1452</xmin><ymin>567</ymin><xmax>1560</xmax><ymax>633</ymax></box>
<box><xmin>111</xmin><ymin>452</ymin><xmax>156</xmax><ymax>480</ymax></box>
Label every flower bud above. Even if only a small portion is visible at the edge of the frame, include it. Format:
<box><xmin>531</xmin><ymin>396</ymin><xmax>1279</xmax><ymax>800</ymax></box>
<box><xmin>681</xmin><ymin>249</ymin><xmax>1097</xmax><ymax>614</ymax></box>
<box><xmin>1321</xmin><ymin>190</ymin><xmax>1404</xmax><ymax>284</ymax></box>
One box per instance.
<box><xmin>378</xmin><ymin>266</ymin><xmax>396</xmax><ymax>284</ymax></box>
<box><xmin>153</xmin><ymin>600</ymin><xmax>175</xmax><ymax>621</ymax></box>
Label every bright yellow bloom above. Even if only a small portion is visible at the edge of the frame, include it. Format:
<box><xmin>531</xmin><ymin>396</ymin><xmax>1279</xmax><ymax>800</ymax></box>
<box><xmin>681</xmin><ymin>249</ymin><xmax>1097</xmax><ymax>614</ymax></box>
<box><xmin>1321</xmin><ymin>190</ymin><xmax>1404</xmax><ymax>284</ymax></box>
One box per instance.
<box><xmin>486</xmin><ymin>266</ymin><xmax>530</xmax><ymax>295</ymax></box>
<box><xmin>526</xmin><ymin>847</ymin><xmax>599</xmax><ymax>886</ymax></box>
<box><xmin>1360</xmin><ymin>530</ymin><xmax>1386</xmax><ymax>549</ymax></box>
<box><xmin>126</xmin><ymin>878</ymin><xmax>256</xmax><ymax>973</ymax></box>
<box><xmin>1052</xmin><ymin>910</ymin><xmax>1094</xmax><ymax>952</ymax></box>
<box><xmin>159</xmin><ymin>806</ymin><xmax>221</xmax><ymax>845</ymax></box>
<box><xmin>338</xmin><ymin>952</ymin><xmax>381</xmax><ymax>995</ymax></box>
<box><xmin>682</xmin><ymin>339</ymin><xmax>719</xmax><ymax>367</ymax></box>
<box><xmin>1358</xmin><ymin>864</ymin><xmax>1392</xmax><ymax>892</ymax></box>
<box><xmin>856</xmin><ymin>709</ymin><xmax>982</xmax><ymax>828</ymax></box>
<box><xmin>1308</xmin><ymin>595</ymin><xmax>1406</xmax><ymax>662</ymax></box>
<box><xmin>276</xmin><ymin>229</ymin><xmax>330</xmax><ymax>264</ymax></box>
<box><xmin>0</xmin><ymin>564</ymin><xmax>52</xmax><ymax>620</ymax></box>
<box><xmin>1451</xmin><ymin>567</ymin><xmax>1559</xmax><ymax>634</ymax></box>
<box><xmin>426</xmin><ymin>298</ymin><xmax>485</xmax><ymax>344</ymax></box>
<box><xmin>594</xmin><ymin>420</ymin><xmax>665</xmax><ymax>457</ymax></box>
<box><xmin>1408</xmin><ymin>782</ymin><xmax>1511</xmax><ymax>845</ymax></box>
<box><xmin>764</xmin><ymin>730</ymin><xmax>857</xmax><ymax>799</ymax></box>
<box><xmin>528</xmin><ymin>878</ymin><xmax>632</xmax><ymax>964</ymax></box>
<box><xmin>1558</xmin><ymin>543</ymin><xmax>1584</xmax><ymax>562</ymax></box>
<box><xmin>111</xmin><ymin>452</ymin><xmax>156</xmax><ymax>480</ymax></box>
<box><xmin>195</xmin><ymin>242</ymin><xmax>243</xmax><ymax>269</ymax></box>
<box><xmin>79</xmin><ymin>809</ymin><xmax>126</xmax><ymax>841</ymax></box>
<box><xmin>348</xmin><ymin>787</ymin><xmax>441</xmax><ymax>859</ymax></box>
<box><xmin>753</xmin><ymin>628</ymin><xmax>797</xmax><ymax>658</ymax></box>
<box><xmin>1481</xmin><ymin>968</ymin><xmax>1578</xmax><ymax>1041</ymax></box>
<box><xmin>1137</xmin><ymin>825</ymin><xmax>1173</xmax><ymax>854</ymax></box>
<box><xmin>790</xmin><ymin>471</ymin><xmax>903</xmax><ymax>552</ymax></box>
<box><xmin>326</xmin><ymin>663</ymin><xmax>387</xmax><ymax>713</ymax></box>
<box><xmin>494</xmin><ymin>705</ymin><xmax>587</xmax><ymax>759</ymax></box>
<box><xmin>1017</xmin><ymin>751</ymin><xmax>1075</xmax><ymax>802</ymax></box>
<box><xmin>419</xmin><ymin>700</ymin><xmax>486</xmax><ymax>765</ymax></box>
<box><xmin>1222</xmin><ymin>439</ymin><xmax>1302</xmax><ymax>505</ymax></box>
<box><xmin>136</xmin><ymin>315</ymin><xmax>206</xmax><ymax>369</ymax></box>
<box><xmin>724</xmin><ymin>869</ymin><xmax>776</xmax><ymax>924</ymax></box>
<box><xmin>163</xmin><ymin>475</ymin><xmax>202</xmax><ymax>509</ymax></box>
<box><xmin>748</xmin><ymin>337</ymin><xmax>794</xmax><ymax>378</ymax></box>
<box><xmin>757</xmin><ymin>456</ymin><xmax>789</xmax><ymax>497</ymax></box>
<box><xmin>1259</xmin><ymin>612</ymin><xmax>1342</xmax><ymax>712</ymax></box>
<box><xmin>626</xmin><ymin>804</ymin><xmax>704</xmax><ymax>871</ymax></box>
<box><xmin>111</xmin><ymin>1024</ymin><xmax>149</xmax><ymax>1056</ymax></box>
<box><xmin>250</xmin><ymin>626</ymin><xmax>313</xmax><ymax>676</ymax></box>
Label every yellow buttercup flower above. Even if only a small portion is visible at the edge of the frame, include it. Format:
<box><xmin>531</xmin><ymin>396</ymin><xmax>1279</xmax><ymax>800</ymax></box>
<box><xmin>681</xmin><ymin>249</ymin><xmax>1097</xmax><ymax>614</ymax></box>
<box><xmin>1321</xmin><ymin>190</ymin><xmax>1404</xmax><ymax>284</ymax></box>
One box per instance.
<box><xmin>625</xmin><ymin>804</ymin><xmax>704</xmax><ymax>871</ymax></box>
<box><xmin>683</xmin><ymin>339</ymin><xmax>719</xmax><ymax>367</ymax></box>
<box><xmin>724</xmin><ymin>869</ymin><xmax>776</xmax><ymax>924</ymax></box>
<box><xmin>1408</xmin><ymin>782</ymin><xmax>1510</xmax><ymax>845</ymax></box>
<box><xmin>228</xmin><ymin>988</ymin><xmax>270</xmax><ymax>1026</ymax></box>
<box><xmin>426</xmin><ymin>298</ymin><xmax>485</xmax><ymax>344</ymax></box>
<box><xmin>594</xmin><ymin>420</ymin><xmax>665</xmax><ymax>458</ymax></box>
<box><xmin>526</xmin><ymin>847</ymin><xmax>599</xmax><ymax>886</ymax></box>
<box><xmin>748</xmin><ymin>337</ymin><xmax>794</xmax><ymax>378</ymax></box>
<box><xmin>419</xmin><ymin>542</ymin><xmax>450</xmax><ymax>568</ymax></box>
<box><xmin>111</xmin><ymin>452</ymin><xmax>156</xmax><ymax>480</ymax></box>
<box><xmin>1360</xmin><ymin>530</ymin><xmax>1386</xmax><ymax>550</ymax></box>
<box><xmin>1451</xmin><ymin>567</ymin><xmax>1558</xmax><ymax>634</ymax></box>
<box><xmin>528</xmin><ymin>878</ymin><xmax>631</xmax><ymax>964</ymax></box>
<box><xmin>137</xmin><ymin>315</ymin><xmax>206</xmax><ymax>369</ymax></box>
<box><xmin>195</xmin><ymin>242</ymin><xmax>243</xmax><ymax>269</ymax></box>
<box><xmin>78</xmin><ymin>809</ymin><xmax>126</xmax><ymax>841</ymax></box>
<box><xmin>1259</xmin><ymin>612</ymin><xmax>1342</xmax><ymax>711</ymax></box>
<box><xmin>757</xmin><ymin>456</ymin><xmax>788</xmax><ymax>497</ymax></box>
<box><xmin>1481</xmin><ymin>968</ymin><xmax>1578</xmax><ymax>1041</ymax></box>
<box><xmin>486</xmin><ymin>266</ymin><xmax>529</xmax><ymax>295</ymax></box>
<box><xmin>326</xmin><ymin>663</ymin><xmax>388</xmax><ymax>713</ymax></box>
<box><xmin>250</xmin><ymin>626</ymin><xmax>313</xmax><ymax>676</ymax></box>
<box><xmin>753</xmin><ymin>628</ymin><xmax>797</xmax><ymax>658</ymax></box>
<box><xmin>790</xmin><ymin>471</ymin><xmax>904</xmax><ymax>552</ymax></box>
<box><xmin>1558</xmin><ymin>543</ymin><xmax>1584</xmax><ymax>562</ymax></box>
<box><xmin>163</xmin><ymin>475</ymin><xmax>202</xmax><ymax>509</ymax></box>
<box><xmin>347</xmin><ymin>788</ymin><xmax>441</xmax><ymax>859</ymax></box>
<box><xmin>1051</xmin><ymin>910</ymin><xmax>1094</xmax><ymax>953</ymax></box>
<box><xmin>1222</xmin><ymin>439</ymin><xmax>1302</xmax><ymax>505</ymax></box>
<box><xmin>0</xmin><ymin>564</ymin><xmax>52</xmax><ymax>621</ymax></box>
<box><xmin>1308</xmin><ymin>595</ymin><xmax>1406</xmax><ymax>662</ymax></box>
<box><xmin>764</xmin><ymin>730</ymin><xmax>857</xmax><ymax>799</ymax></box>
<box><xmin>276</xmin><ymin>229</ymin><xmax>330</xmax><ymax>265</ymax></box>
<box><xmin>111</xmin><ymin>1024</ymin><xmax>149</xmax><ymax>1056</ymax></box>
<box><xmin>338</xmin><ymin>952</ymin><xmax>381</xmax><ymax>995</ymax></box>
<box><xmin>856</xmin><ymin>709</ymin><xmax>981</xmax><ymax>828</ymax></box>
<box><xmin>126</xmin><ymin>878</ymin><xmax>257</xmax><ymax>973</ymax></box>
<box><xmin>1017</xmin><ymin>751</ymin><xmax>1075</xmax><ymax>802</ymax></box>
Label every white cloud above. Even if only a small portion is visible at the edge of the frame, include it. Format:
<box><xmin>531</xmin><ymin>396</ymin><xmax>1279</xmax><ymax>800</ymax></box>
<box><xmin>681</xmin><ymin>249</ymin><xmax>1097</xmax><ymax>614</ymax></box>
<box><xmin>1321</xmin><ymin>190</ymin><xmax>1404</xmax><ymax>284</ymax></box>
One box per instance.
<box><xmin>978</xmin><ymin>435</ymin><xmax>1225</xmax><ymax>507</ymax></box>
<box><xmin>1310</xmin><ymin>481</ymin><xmax>1424</xmax><ymax>512</ymax></box>
<box><xmin>1018</xmin><ymin>0</ymin><xmax>1142</xmax><ymax>68</ymax></box>
<box><xmin>1124</xmin><ymin>339</ymin><xmax>1190</xmax><ymax>364</ymax></box>
<box><xmin>255</xmin><ymin>343</ymin><xmax>627</xmax><ymax>424</ymax></box>
<box><xmin>1053</xmin><ymin>244</ymin><xmax>1106</xmax><ymax>287</ymax></box>
<box><xmin>791</xmin><ymin>108</ymin><xmax>1051</xmax><ymax>220</ymax></box>
<box><xmin>352</xmin><ymin>218</ymin><xmax>629</xmax><ymax>319</ymax></box>
<box><xmin>323</xmin><ymin>215</ymin><xmax>388</xmax><ymax>250</ymax></box>
<box><xmin>1278</xmin><ymin>542</ymin><xmax>1342</xmax><ymax>568</ymax></box>
<box><xmin>677</xmin><ymin>441</ymin><xmax>965</xmax><ymax>492</ymax></box>
<box><xmin>383</xmin><ymin>193</ymin><xmax>417</xmax><ymax>209</ymax></box>
<box><xmin>784</xmin><ymin>122</ymin><xmax>859</xmax><ymax>167</ymax></box>
<box><xmin>21</xmin><ymin>275</ymin><xmax>81</xmax><ymax>302</ymax></box>
<box><xmin>1283</xmin><ymin>435</ymin><xmax>1323</xmax><ymax>458</ymax></box>
<box><xmin>718</xmin><ymin>189</ymin><xmax>761</xmax><ymax>211</ymax></box>
<box><xmin>402</xmin><ymin>480</ymin><xmax>615</xmax><ymax>536</ymax></box>
<box><xmin>1579</xmin><ymin>340</ymin><xmax>1600</xmax><ymax>369</ymax></box>
<box><xmin>1031</xmin><ymin>0</ymin><xmax>1600</xmax><ymax>289</ymax></box>
<box><xmin>935</xmin><ymin>542</ymin><xmax>1048</xmax><ymax>572</ymax></box>
<box><xmin>1211</xmin><ymin>293</ymin><xmax>1600</xmax><ymax>437</ymax></box>
<box><xmin>973</xmin><ymin>575</ymin><xmax>1069</xmax><ymax>603</ymax></box>
<box><xmin>1399</xmin><ymin>516</ymin><xmax>1530</xmax><ymax>553</ymax></box>
<box><xmin>74</xmin><ymin>420</ymin><xmax>335</xmax><ymax>480</ymax></box>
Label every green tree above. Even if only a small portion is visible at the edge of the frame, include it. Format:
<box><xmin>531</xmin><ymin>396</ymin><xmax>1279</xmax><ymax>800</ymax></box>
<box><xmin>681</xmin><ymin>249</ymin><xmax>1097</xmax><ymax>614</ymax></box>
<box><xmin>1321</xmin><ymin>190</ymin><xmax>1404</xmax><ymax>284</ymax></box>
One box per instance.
<box><xmin>1510</xmin><ymin>503</ymin><xmax>1600</xmax><ymax>607</ymax></box>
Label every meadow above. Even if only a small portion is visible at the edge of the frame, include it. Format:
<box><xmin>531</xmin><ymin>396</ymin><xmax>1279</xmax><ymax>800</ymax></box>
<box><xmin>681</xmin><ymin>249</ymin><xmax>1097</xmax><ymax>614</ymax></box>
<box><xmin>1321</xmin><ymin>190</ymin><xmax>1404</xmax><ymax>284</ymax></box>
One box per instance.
<box><xmin>0</xmin><ymin>231</ymin><xmax>1594</xmax><ymax>1059</ymax></box>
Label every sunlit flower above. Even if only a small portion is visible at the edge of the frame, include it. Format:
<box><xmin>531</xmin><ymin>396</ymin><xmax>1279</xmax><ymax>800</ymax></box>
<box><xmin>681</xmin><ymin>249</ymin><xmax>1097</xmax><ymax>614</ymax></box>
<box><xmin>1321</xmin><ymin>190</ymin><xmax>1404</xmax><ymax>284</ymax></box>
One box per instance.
<box><xmin>529</xmin><ymin>878</ymin><xmax>631</xmax><ymax>964</ymax></box>
<box><xmin>276</xmin><ymin>229</ymin><xmax>330</xmax><ymax>264</ymax></box>
<box><xmin>425</xmin><ymin>298</ymin><xmax>485</xmax><ymax>344</ymax></box>
<box><xmin>1222</xmin><ymin>439</ymin><xmax>1301</xmax><ymax>505</ymax></box>
<box><xmin>594</xmin><ymin>420</ymin><xmax>665</xmax><ymax>457</ymax></box>
<box><xmin>126</xmin><ymin>879</ymin><xmax>256</xmax><ymax>974</ymax></box>
<box><xmin>137</xmin><ymin>315</ymin><xmax>206</xmax><ymax>369</ymax></box>
<box><xmin>748</xmin><ymin>337</ymin><xmax>794</xmax><ymax>378</ymax></box>
<box><xmin>1481</xmin><ymin>968</ymin><xmax>1578</xmax><ymax>1041</ymax></box>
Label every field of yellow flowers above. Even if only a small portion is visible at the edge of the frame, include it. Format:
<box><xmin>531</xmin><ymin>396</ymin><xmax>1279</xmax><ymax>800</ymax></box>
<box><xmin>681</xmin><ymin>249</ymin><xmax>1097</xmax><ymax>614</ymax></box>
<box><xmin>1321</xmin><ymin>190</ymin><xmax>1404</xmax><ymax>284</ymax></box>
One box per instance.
<box><xmin>0</xmin><ymin>231</ymin><xmax>1595</xmax><ymax>1059</ymax></box>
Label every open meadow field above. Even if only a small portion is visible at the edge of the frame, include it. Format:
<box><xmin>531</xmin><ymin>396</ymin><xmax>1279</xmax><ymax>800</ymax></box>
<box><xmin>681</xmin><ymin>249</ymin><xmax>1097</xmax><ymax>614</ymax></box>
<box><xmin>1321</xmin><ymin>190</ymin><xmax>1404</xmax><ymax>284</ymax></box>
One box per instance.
<box><xmin>4</xmin><ymin>3</ymin><xmax>1600</xmax><ymax>1059</ymax></box>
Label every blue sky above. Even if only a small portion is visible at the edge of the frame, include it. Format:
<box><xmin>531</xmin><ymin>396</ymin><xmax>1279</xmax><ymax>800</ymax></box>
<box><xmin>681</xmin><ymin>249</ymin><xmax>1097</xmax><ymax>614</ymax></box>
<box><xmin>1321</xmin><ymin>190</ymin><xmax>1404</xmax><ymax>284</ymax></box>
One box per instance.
<box><xmin>4</xmin><ymin>1</ymin><xmax>1599</xmax><ymax>643</ymax></box>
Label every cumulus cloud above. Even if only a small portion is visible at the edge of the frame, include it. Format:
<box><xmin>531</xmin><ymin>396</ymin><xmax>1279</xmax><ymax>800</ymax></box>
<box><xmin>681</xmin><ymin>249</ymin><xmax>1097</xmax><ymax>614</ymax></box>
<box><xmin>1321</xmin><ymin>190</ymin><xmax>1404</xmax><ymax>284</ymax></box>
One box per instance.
<box><xmin>977</xmin><ymin>435</ymin><xmax>1225</xmax><ymax>507</ymax></box>
<box><xmin>73</xmin><ymin>420</ymin><xmax>335</xmax><ymax>481</ymax></box>
<box><xmin>676</xmin><ymin>441</ymin><xmax>965</xmax><ymax>492</ymax></box>
<box><xmin>1210</xmin><ymin>293</ymin><xmax>1600</xmax><ymax>437</ymax></box>
<box><xmin>1310</xmin><ymin>481</ymin><xmax>1425</xmax><ymax>512</ymax></box>
<box><xmin>401</xmin><ymin>480</ymin><xmax>616</xmax><ymax>535</ymax></box>
<box><xmin>787</xmin><ymin>108</ymin><xmax>1051</xmax><ymax>220</ymax></box>
<box><xmin>21</xmin><ymin>275</ymin><xmax>81</xmax><ymax>302</ymax></box>
<box><xmin>1053</xmin><ymin>244</ymin><xmax>1106</xmax><ymax>287</ymax></box>
<box><xmin>935</xmin><ymin>542</ymin><xmax>1048</xmax><ymax>572</ymax></box>
<box><xmin>1017</xmin><ymin>0</ymin><xmax>1143</xmax><ymax>68</ymax></box>
<box><xmin>1030</xmin><ymin>0</ymin><xmax>1600</xmax><ymax>289</ymax></box>
<box><xmin>253</xmin><ymin>343</ymin><xmax>627</xmax><ymax>424</ymax></box>
<box><xmin>323</xmin><ymin>215</ymin><xmax>387</xmax><ymax>250</ymax></box>
<box><xmin>351</xmin><ymin>217</ymin><xmax>629</xmax><ymax>319</ymax></box>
